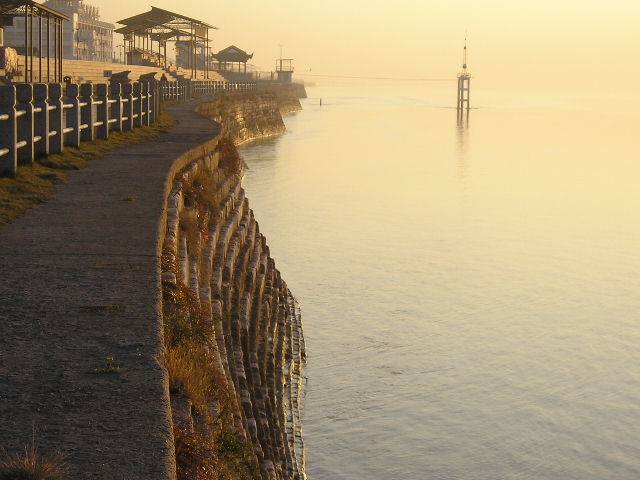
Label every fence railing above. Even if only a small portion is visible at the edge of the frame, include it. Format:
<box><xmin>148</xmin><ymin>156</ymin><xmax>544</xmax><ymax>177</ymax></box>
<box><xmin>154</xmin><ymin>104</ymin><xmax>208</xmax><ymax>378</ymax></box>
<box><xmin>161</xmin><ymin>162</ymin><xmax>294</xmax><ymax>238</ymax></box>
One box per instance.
<box><xmin>190</xmin><ymin>80</ymin><xmax>257</xmax><ymax>96</ymax></box>
<box><xmin>1</xmin><ymin>79</ymin><xmax>259</xmax><ymax>177</ymax></box>
<box><xmin>158</xmin><ymin>80</ymin><xmax>191</xmax><ymax>102</ymax></box>
<box><xmin>0</xmin><ymin>80</ymin><xmax>159</xmax><ymax>176</ymax></box>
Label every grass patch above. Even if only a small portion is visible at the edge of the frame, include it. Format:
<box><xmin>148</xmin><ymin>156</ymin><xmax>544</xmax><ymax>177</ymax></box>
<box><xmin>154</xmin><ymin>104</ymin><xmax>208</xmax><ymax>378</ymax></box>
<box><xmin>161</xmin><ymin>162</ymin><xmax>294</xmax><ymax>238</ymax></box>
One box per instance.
<box><xmin>165</xmin><ymin>344</ymin><xmax>214</xmax><ymax>415</ymax></box>
<box><xmin>0</xmin><ymin>110</ymin><xmax>176</xmax><ymax>227</ymax></box>
<box><xmin>0</xmin><ymin>446</ymin><xmax>68</xmax><ymax>480</ymax></box>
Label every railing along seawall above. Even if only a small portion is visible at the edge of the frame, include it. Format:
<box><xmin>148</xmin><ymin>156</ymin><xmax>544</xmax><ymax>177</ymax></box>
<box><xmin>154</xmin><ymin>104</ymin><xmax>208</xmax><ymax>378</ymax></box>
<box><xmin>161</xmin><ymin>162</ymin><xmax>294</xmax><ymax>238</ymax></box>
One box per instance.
<box><xmin>0</xmin><ymin>79</ymin><xmax>258</xmax><ymax>177</ymax></box>
<box><xmin>0</xmin><ymin>80</ymin><xmax>159</xmax><ymax>177</ymax></box>
<box><xmin>189</xmin><ymin>80</ymin><xmax>257</xmax><ymax>96</ymax></box>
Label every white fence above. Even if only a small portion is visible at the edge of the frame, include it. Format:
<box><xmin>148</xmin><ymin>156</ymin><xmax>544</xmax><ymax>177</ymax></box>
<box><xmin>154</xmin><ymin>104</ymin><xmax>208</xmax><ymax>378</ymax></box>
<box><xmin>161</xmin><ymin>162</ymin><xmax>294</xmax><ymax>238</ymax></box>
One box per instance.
<box><xmin>0</xmin><ymin>81</ymin><xmax>159</xmax><ymax>176</ymax></box>
<box><xmin>0</xmin><ymin>79</ymin><xmax>258</xmax><ymax>177</ymax></box>
<box><xmin>190</xmin><ymin>80</ymin><xmax>257</xmax><ymax>96</ymax></box>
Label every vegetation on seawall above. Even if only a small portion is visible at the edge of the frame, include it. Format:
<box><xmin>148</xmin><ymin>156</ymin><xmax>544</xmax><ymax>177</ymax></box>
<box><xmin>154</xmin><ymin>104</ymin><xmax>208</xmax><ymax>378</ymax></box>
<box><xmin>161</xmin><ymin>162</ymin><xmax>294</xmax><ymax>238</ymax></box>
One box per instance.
<box><xmin>0</xmin><ymin>110</ymin><xmax>176</xmax><ymax>227</ymax></box>
<box><xmin>162</xmin><ymin>138</ymin><xmax>260</xmax><ymax>480</ymax></box>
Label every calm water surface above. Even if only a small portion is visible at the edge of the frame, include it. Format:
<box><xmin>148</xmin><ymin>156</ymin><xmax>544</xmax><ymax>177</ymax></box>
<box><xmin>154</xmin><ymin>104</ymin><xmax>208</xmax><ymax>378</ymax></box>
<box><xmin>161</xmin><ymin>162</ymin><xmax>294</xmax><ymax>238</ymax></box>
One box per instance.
<box><xmin>240</xmin><ymin>79</ymin><xmax>640</xmax><ymax>480</ymax></box>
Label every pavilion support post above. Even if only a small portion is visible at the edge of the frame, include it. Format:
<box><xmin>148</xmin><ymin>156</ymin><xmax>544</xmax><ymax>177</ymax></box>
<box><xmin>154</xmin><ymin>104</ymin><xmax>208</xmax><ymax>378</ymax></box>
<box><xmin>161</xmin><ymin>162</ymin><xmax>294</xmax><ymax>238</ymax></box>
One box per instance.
<box><xmin>205</xmin><ymin>29</ymin><xmax>208</xmax><ymax>79</ymax></box>
<box><xmin>38</xmin><ymin>16</ymin><xmax>42</xmax><ymax>82</ymax></box>
<box><xmin>23</xmin><ymin>7</ymin><xmax>28</xmax><ymax>81</ymax></box>
<box><xmin>29</xmin><ymin>6</ymin><xmax>34</xmax><ymax>82</ymax></box>
<box><xmin>58</xmin><ymin>18</ymin><xmax>63</xmax><ymax>82</ymax></box>
<box><xmin>191</xmin><ymin>24</ymin><xmax>195</xmax><ymax>78</ymax></box>
<box><xmin>53</xmin><ymin>19</ymin><xmax>57</xmax><ymax>81</ymax></box>
<box><xmin>47</xmin><ymin>15</ymin><xmax>50</xmax><ymax>82</ymax></box>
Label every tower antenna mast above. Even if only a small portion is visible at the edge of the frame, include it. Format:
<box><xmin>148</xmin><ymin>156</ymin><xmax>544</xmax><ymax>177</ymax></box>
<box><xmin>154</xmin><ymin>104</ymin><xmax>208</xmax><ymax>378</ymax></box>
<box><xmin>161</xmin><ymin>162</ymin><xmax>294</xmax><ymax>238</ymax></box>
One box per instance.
<box><xmin>463</xmin><ymin>33</ymin><xmax>468</xmax><ymax>71</ymax></box>
<box><xmin>456</xmin><ymin>34</ymin><xmax>471</xmax><ymax>117</ymax></box>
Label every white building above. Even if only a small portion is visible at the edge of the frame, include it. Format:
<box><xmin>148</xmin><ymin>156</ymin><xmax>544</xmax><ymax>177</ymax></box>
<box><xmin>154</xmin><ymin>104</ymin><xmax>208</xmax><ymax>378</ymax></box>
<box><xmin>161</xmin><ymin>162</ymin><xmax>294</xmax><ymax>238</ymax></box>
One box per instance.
<box><xmin>3</xmin><ymin>0</ymin><xmax>113</xmax><ymax>62</ymax></box>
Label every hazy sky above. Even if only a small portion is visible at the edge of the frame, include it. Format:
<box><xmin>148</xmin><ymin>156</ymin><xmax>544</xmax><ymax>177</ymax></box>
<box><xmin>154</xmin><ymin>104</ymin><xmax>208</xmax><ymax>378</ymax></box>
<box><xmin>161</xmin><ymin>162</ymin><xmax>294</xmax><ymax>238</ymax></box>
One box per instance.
<box><xmin>98</xmin><ymin>0</ymin><xmax>640</xmax><ymax>91</ymax></box>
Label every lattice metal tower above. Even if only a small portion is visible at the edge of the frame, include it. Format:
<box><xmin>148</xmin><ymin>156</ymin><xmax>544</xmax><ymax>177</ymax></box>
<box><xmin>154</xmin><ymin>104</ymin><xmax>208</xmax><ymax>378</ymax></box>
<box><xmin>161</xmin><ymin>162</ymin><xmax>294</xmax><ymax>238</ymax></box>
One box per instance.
<box><xmin>456</xmin><ymin>37</ymin><xmax>471</xmax><ymax>115</ymax></box>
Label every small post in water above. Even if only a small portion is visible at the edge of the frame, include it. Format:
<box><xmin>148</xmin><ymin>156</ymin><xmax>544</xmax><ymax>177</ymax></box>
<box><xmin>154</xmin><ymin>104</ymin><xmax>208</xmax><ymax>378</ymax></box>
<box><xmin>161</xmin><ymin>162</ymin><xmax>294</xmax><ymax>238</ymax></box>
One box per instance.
<box><xmin>456</xmin><ymin>36</ymin><xmax>471</xmax><ymax>122</ymax></box>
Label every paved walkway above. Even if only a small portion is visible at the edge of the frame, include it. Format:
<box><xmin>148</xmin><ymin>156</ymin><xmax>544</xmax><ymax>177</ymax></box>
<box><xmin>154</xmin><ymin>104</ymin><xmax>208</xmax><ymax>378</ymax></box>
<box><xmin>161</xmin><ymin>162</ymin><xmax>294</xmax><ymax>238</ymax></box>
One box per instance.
<box><xmin>0</xmin><ymin>99</ymin><xmax>220</xmax><ymax>479</ymax></box>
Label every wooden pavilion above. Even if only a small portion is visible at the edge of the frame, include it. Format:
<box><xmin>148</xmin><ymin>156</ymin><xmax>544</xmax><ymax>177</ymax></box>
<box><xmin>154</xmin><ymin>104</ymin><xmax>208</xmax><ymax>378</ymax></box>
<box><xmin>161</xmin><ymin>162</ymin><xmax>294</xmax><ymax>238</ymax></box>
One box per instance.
<box><xmin>0</xmin><ymin>0</ymin><xmax>69</xmax><ymax>82</ymax></box>
<box><xmin>116</xmin><ymin>6</ymin><xmax>216</xmax><ymax>79</ymax></box>
<box><xmin>212</xmin><ymin>45</ymin><xmax>253</xmax><ymax>73</ymax></box>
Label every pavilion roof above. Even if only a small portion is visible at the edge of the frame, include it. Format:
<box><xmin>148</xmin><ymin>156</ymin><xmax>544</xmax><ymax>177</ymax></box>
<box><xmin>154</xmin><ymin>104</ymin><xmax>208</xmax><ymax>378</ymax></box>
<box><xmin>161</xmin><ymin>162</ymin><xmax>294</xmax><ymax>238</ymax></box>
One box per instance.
<box><xmin>0</xmin><ymin>0</ymin><xmax>70</xmax><ymax>20</ymax></box>
<box><xmin>117</xmin><ymin>6</ymin><xmax>216</xmax><ymax>33</ymax></box>
<box><xmin>213</xmin><ymin>45</ymin><xmax>253</xmax><ymax>63</ymax></box>
<box><xmin>115</xmin><ymin>23</ymin><xmax>206</xmax><ymax>41</ymax></box>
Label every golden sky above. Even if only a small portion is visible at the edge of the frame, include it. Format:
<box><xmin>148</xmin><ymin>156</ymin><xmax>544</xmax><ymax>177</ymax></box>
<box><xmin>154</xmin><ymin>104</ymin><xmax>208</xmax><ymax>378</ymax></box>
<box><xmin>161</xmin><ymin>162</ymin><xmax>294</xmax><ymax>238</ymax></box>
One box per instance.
<box><xmin>99</xmin><ymin>0</ymin><xmax>640</xmax><ymax>91</ymax></box>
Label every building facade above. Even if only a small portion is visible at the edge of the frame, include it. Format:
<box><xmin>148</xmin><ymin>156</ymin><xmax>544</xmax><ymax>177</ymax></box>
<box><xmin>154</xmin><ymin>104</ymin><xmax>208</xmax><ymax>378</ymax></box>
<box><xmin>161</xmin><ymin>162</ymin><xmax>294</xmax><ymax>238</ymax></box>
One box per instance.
<box><xmin>3</xmin><ymin>0</ymin><xmax>113</xmax><ymax>62</ymax></box>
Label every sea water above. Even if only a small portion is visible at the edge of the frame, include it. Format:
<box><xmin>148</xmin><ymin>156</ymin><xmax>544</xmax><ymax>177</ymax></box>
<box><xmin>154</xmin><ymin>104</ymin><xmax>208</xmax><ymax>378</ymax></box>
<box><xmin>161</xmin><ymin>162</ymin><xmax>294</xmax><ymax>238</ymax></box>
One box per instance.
<box><xmin>239</xmin><ymin>79</ymin><xmax>640</xmax><ymax>480</ymax></box>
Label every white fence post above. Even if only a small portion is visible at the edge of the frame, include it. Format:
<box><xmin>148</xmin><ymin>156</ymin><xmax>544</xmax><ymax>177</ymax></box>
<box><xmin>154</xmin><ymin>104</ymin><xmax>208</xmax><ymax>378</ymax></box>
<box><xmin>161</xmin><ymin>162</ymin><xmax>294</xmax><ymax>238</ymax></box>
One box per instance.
<box><xmin>149</xmin><ymin>81</ymin><xmax>157</xmax><ymax>123</ymax></box>
<box><xmin>141</xmin><ymin>81</ymin><xmax>150</xmax><ymax>127</ymax></box>
<box><xmin>79</xmin><ymin>83</ymin><xmax>94</xmax><ymax>143</ymax></box>
<box><xmin>95</xmin><ymin>84</ymin><xmax>108</xmax><ymax>140</ymax></box>
<box><xmin>48</xmin><ymin>83</ymin><xmax>63</xmax><ymax>154</ymax></box>
<box><xmin>132</xmin><ymin>82</ymin><xmax>142</xmax><ymax>128</ymax></box>
<box><xmin>0</xmin><ymin>85</ymin><xmax>18</xmax><ymax>177</ymax></box>
<box><xmin>121</xmin><ymin>83</ymin><xmax>133</xmax><ymax>131</ymax></box>
<box><xmin>109</xmin><ymin>83</ymin><xmax>123</xmax><ymax>132</ymax></box>
<box><xmin>64</xmin><ymin>83</ymin><xmax>81</xmax><ymax>148</ymax></box>
<box><xmin>33</xmin><ymin>83</ymin><xmax>50</xmax><ymax>158</ymax></box>
<box><xmin>15</xmin><ymin>84</ymin><xmax>34</xmax><ymax>165</ymax></box>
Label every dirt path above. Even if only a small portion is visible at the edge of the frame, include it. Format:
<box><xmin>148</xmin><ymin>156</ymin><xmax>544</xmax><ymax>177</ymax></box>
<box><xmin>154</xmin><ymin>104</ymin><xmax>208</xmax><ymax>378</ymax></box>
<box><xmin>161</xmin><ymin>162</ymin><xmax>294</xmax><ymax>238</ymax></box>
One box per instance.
<box><xmin>0</xmin><ymin>99</ymin><xmax>220</xmax><ymax>479</ymax></box>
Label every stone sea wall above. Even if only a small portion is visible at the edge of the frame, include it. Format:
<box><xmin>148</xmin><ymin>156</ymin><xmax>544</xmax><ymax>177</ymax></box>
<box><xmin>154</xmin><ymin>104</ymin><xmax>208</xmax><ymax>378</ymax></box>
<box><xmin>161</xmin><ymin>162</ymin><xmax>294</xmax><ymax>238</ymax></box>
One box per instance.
<box><xmin>196</xmin><ymin>85</ymin><xmax>304</xmax><ymax>145</ymax></box>
<box><xmin>161</xmin><ymin>86</ymin><xmax>307</xmax><ymax>480</ymax></box>
<box><xmin>0</xmin><ymin>85</ymin><xmax>305</xmax><ymax>480</ymax></box>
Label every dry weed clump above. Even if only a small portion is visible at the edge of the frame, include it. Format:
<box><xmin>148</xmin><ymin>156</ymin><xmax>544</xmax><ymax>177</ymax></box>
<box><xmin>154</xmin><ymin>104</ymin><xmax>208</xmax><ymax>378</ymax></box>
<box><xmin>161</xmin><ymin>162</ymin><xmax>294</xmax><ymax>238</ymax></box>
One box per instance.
<box><xmin>163</xmin><ymin>283</ymin><xmax>211</xmax><ymax>347</ymax></box>
<box><xmin>0</xmin><ymin>446</ymin><xmax>68</xmax><ymax>480</ymax></box>
<box><xmin>165</xmin><ymin>344</ymin><xmax>213</xmax><ymax>415</ymax></box>
<box><xmin>189</xmin><ymin>168</ymin><xmax>221</xmax><ymax>212</ymax></box>
<box><xmin>216</xmin><ymin>137</ymin><xmax>243</xmax><ymax>177</ymax></box>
